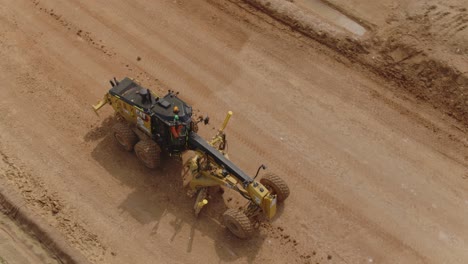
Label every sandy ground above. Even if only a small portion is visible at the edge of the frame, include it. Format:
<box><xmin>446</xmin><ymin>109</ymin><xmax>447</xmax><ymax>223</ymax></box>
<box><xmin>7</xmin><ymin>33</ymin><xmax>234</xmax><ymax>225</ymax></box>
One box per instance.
<box><xmin>0</xmin><ymin>213</ymin><xmax>59</xmax><ymax>264</ymax></box>
<box><xmin>245</xmin><ymin>0</ymin><xmax>468</xmax><ymax>127</ymax></box>
<box><xmin>314</xmin><ymin>0</ymin><xmax>468</xmax><ymax>62</ymax></box>
<box><xmin>0</xmin><ymin>0</ymin><xmax>467</xmax><ymax>264</ymax></box>
<box><xmin>326</xmin><ymin>0</ymin><xmax>468</xmax><ymax>107</ymax></box>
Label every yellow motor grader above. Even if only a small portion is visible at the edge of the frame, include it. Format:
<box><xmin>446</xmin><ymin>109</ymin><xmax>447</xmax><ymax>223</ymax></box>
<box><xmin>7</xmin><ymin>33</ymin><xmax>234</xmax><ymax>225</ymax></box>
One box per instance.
<box><xmin>93</xmin><ymin>77</ymin><xmax>289</xmax><ymax>238</ymax></box>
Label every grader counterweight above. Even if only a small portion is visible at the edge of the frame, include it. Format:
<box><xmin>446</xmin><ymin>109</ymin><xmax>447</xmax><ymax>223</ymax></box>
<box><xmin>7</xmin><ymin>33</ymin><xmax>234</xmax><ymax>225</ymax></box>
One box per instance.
<box><xmin>92</xmin><ymin>77</ymin><xmax>290</xmax><ymax>238</ymax></box>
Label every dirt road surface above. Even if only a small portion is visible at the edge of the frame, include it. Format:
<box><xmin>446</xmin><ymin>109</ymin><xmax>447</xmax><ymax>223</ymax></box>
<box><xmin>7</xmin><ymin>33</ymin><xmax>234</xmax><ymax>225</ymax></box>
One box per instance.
<box><xmin>0</xmin><ymin>0</ymin><xmax>467</xmax><ymax>263</ymax></box>
<box><xmin>0</xmin><ymin>213</ymin><xmax>60</xmax><ymax>264</ymax></box>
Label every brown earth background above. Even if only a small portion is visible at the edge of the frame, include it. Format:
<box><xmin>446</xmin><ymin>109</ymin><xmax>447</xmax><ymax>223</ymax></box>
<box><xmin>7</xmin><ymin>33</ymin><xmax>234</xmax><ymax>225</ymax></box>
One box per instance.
<box><xmin>0</xmin><ymin>0</ymin><xmax>467</xmax><ymax>264</ymax></box>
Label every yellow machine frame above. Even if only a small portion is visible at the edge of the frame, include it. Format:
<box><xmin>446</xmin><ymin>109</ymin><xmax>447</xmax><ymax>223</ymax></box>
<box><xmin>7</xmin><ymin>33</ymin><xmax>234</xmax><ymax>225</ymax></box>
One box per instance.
<box><xmin>187</xmin><ymin>112</ymin><xmax>277</xmax><ymax>219</ymax></box>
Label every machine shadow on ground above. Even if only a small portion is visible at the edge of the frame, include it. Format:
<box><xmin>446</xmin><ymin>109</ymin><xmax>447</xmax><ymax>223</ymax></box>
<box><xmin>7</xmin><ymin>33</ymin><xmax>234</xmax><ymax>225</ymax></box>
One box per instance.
<box><xmin>85</xmin><ymin>117</ymin><xmax>265</xmax><ymax>263</ymax></box>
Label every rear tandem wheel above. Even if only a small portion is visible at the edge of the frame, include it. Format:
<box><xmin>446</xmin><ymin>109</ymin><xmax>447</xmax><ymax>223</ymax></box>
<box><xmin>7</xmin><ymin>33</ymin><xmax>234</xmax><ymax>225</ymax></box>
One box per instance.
<box><xmin>134</xmin><ymin>140</ymin><xmax>161</xmax><ymax>169</ymax></box>
<box><xmin>112</xmin><ymin>122</ymin><xmax>138</xmax><ymax>151</ymax></box>
<box><xmin>223</xmin><ymin>209</ymin><xmax>254</xmax><ymax>239</ymax></box>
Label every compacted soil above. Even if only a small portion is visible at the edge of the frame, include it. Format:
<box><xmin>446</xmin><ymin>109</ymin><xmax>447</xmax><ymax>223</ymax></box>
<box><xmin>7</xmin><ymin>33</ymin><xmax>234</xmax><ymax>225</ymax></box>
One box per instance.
<box><xmin>0</xmin><ymin>0</ymin><xmax>467</xmax><ymax>263</ymax></box>
<box><xmin>0</xmin><ymin>213</ymin><xmax>60</xmax><ymax>264</ymax></box>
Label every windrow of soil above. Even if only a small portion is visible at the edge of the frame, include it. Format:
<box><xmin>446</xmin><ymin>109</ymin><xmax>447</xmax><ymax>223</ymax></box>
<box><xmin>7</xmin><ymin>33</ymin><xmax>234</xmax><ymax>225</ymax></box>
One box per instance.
<box><xmin>0</xmin><ymin>185</ymin><xmax>91</xmax><ymax>264</ymax></box>
<box><xmin>240</xmin><ymin>0</ymin><xmax>468</xmax><ymax>129</ymax></box>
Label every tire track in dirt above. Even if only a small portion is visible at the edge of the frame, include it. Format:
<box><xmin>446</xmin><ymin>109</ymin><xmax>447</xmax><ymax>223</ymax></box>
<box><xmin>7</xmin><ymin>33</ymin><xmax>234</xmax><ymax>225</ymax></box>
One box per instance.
<box><xmin>57</xmin><ymin>0</ymin><xmax>258</xmax><ymax>121</ymax></box>
<box><xmin>119</xmin><ymin>0</ymin><xmax>241</xmax><ymax>85</ymax></box>
<box><xmin>30</xmin><ymin>0</ymin><xmax>116</xmax><ymax>58</ymax></box>
<box><xmin>73</xmin><ymin>4</ymin><xmax>216</xmax><ymax>101</ymax></box>
<box><xmin>28</xmin><ymin>0</ymin><xmax>165</xmax><ymax>94</ymax></box>
<box><xmin>226</xmin><ymin>109</ymin><xmax>430</xmax><ymax>263</ymax></box>
<box><xmin>67</xmin><ymin>0</ymin><xmax>243</xmax><ymax>103</ymax></box>
<box><xmin>237</xmin><ymin>0</ymin><xmax>468</xmax><ymax>129</ymax></box>
<box><xmin>426</xmin><ymin>5</ymin><xmax>468</xmax><ymax>40</ymax></box>
<box><xmin>215</xmin><ymin>0</ymin><xmax>468</xmax><ymax>160</ymax></box>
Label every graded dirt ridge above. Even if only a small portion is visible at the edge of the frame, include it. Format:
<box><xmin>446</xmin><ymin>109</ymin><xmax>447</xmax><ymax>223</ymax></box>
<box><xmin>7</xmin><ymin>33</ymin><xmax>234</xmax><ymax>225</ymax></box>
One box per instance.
<box><xmin>0</xmin><ymin>148</ymin><xmax>107</xmax><ymax>264</ymax></box>
<box><xmin>241</xmin><ymin>0</ymin><xmax>468</xmax><ymax>129</ymax></box>
<box><xmin>0</xmin><ymin>184</ymin><xmax>90</xmax><ymax>264</ymax></box>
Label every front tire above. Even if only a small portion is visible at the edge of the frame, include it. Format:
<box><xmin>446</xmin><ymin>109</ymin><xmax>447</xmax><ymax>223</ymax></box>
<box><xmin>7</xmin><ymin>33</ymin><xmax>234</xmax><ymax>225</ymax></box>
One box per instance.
<box><xmin>112</xmin><ymin>123</ymin><xmax>138</xmax><ymax>151</ymax></box>
<box><xmin>134</xmin><ymin>140</ymin><xmax>161</xmax><ymax>169</ymax></box>
<box><xmin>223</xmin><ymin>209</ymin><xmax>254</xmax><ymax>239</ymax></box>
<box><xmin>260</xmin><ymin>173</ymin><xmax>290</xmax><ymax>202</ymax></box>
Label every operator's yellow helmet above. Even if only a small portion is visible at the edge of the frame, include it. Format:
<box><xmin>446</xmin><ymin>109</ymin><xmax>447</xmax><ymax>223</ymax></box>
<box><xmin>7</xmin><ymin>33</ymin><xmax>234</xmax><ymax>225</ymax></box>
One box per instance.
<box><xmin>173</xmin><ymin>106</ymin><xmax>179</xmax><ymax>113</ymax></box>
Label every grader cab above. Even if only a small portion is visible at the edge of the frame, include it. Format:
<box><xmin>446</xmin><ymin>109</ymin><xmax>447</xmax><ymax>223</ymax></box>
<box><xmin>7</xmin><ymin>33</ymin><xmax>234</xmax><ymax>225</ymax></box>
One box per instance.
<box><xmin>93</xmin><ymin>77</ymin><xmax>290</xmax><ymax>238</ymax></box>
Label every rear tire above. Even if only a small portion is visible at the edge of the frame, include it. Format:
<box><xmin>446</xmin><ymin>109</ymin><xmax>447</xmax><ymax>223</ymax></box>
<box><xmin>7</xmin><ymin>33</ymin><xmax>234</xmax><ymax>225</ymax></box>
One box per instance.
<box><xmin>223</xmin><ymin>209</ymin><xmax>254</xmax><ymax>239</ymax></box>
<box><xmin>134</xmin><ymin>140</ymin><xmax>161</xmax><ymax>169</ymax></box>
<box><xmin>112</xmin><ymin>123</ymin><xmax>138</xmax><ymax>151</ymax></box>
<box><xmin>260</xmin><ymin>173</ymin><xmax>290</xmax><ymax>202</ymax></box>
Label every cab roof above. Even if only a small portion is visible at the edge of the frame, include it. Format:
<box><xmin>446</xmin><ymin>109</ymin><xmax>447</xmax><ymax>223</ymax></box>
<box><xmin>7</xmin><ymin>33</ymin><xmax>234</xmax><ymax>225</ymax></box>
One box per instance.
<box><xmin>109</xmin><ymin>77</ymin><xmax>192</xmax><ymax>124</ymax></box>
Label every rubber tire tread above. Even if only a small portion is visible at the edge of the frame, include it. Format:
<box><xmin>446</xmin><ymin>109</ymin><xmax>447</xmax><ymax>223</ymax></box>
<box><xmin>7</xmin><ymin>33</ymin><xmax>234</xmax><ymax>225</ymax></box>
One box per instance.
<box><xmin>134</xmin><ymin>140</ymin><xmax>161</xmax><ymax>169</ymax></box>
<box><xmin>223</xmin><ymin>209</ymin><xmax>254</xmax><ymax>239</ymax></box>
<box><xmin>260</xmin><ymin>173</ymin><xmax>290</xmax><ymax>202</ymax></box>
<box><xmin>112</xmin><ymin>122</ymin><xmax>138</xmax><ymax>151</ymax></box>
